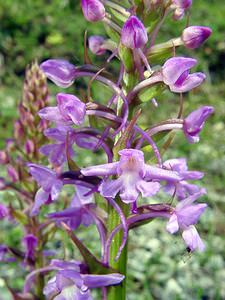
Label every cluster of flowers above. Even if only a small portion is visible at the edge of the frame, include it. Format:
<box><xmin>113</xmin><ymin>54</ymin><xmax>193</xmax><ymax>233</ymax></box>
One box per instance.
<box><xmin>0</xmin><ymin>0</ymin><xmax>214</xmax><ymax>299</ymax></box>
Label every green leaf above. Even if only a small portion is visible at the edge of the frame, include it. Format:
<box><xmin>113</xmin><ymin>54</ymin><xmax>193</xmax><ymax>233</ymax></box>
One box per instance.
<box><xmin>139</xmin><ymin>83</ymin><xmax>166</xmax><ymax>103</ymax></box>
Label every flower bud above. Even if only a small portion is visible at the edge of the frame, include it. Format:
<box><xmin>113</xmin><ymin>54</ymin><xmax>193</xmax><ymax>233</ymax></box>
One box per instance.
<box><xmin>24</xmin><ymin>140</ymin><xmax>35</xmax><ymax>155</ymax></box>
<box><xmin>81</xmin><ymin>0</ymin><xmax>105</xmax><ymax>22</ymax></box>
<box><xmin>182</xmin><ymin>26</ymin><xmax>212</xmax><ymax>49</ymax></box>
<box><xmin>23</xmin><ymin>234</ymin><xmax>38</xmax><ymax>260</ymax></box>
<box><xmin>121</xmin><ymin>16</ymin><xmax>148</xmax><ymax>49</ymax></box>
<box><xmin>0</xmin><ymin>204</ymin><xmax>8</xmax><ymax>219</ymax></box>
<box><xmin>7</xmin><ymin>165</ymin><xmax>19</xmax><ymax>182</ymax></box>
<box><xmin>89</xmin><ymin>36</ymin><xmax>106</xmax><ymax>55</ymax></box>
<box><xmin>40</xmin><ymin>59</ymin><xmax>77</xmax><ymax>88</ymax></box>
<box><xmin>0</xmin><ymin>151</ymin><xmax>9</xmax><ymax>164</ymax></box>
<box><xmin>183</xmin><ymin>106</ymin><xmax>214</xmax><ymax>143</ymax></box>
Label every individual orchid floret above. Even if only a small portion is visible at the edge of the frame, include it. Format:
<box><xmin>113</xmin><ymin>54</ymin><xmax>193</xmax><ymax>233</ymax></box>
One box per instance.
<box><xmin>81</xmin><ymin>0</ymin><xmax>105</xmax><ymax>22</ymax></box>
<box><xmin>81</xmin><ymin>149</ymin><xmax>182</xmax><ymax>204</ymax></box>
<box><xmin>166</xmin><ymin>190</ymin><xmax>207</xmax><ymax>252</ymax></box>
<box><xmin>163</xmin><ymin>158</ymin><xmax>204</xmax><ymax>200</ymax></box>
<box><xmin>27</xmin><ymin>163</ymin><xmax>63</xmax><ymax>216</ymax></box>
<box><xmin>47</xmin><ymin>186</ymin><xmax>94</xmax><ymax>230</ymax></box>
<box><xmin>40</xmin><ymin>59</ymin><xmax>76</xmax><ymax>88</ymax></box>
<box><xmin>182</xmin><ymin>26</ymin><xmax>212</xmax><ymax>49</ymax></box>
<box><xmin>23</xmin><ymin>234</ymin><xmax>38</xmax><ymax>261</ymax></box>
<box><xmin>89</xmin><ymin>35</ymin><xmax>106</xmax><ymax>55</ymax></box>
<box><xmin>40</xmin><ymin>126</ymin><xmax>75</xmax><ymax>167</ymax></box>
<box><xmin>162</xmin><ymin>57</ymin><xmax>206</xmax><ymax>93</ymax></box>
<box><xmin>43</xmin><ymin>259</ymin><xmax>124</xmax><ymax>300</ymax></box>
<box><xmin>39</xmin><ymin>93</ymin><xmax>86</xmax><ymax>126</ymax></box>
<box><xmin>0</xmin><ymin>203</ymin><xmax>8</xmax><ymax>219</ymax></box>
<box><xmin>183</xmin><ymin>106</ymin><xmax>214</xmax><ymax>143</ymax></box>
<box><xmin>121</xmin><ymin>16</ymin><xmax>148</xmax><ymax>49</ymax></box>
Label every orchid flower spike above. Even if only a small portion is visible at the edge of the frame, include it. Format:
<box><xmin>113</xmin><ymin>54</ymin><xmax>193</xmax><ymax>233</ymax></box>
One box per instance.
<box><xmin>182</xmin><ymin>26</ymin><xmax>212</xmax><ymax>49</ymax></box>
<box><xmin>27</xmin><ymin>163</ymin><xmax>63</xmax><ymax>216</ymax></box>
<box><xmin>163</xmin><ymin>158</ymin><xmax>204</xmax><ymax>200</ymax></box>
<box><xmin>162</xmin><ymin>57</ymin><xmax>206</xmax><ymax>93</ymax></box>
<box><xmin>166</xmin><ymin>189</ymin><xmax>207</xmax><ymax>252</ymax></box>
<box><xmin>121</xmin><ymin>16</ymin><xmax>148</xmax><ymax>49</ymax></box>
<box><xmin>81</xmin><ymin>0</ymin><xmax>105</xmax><ymax>22</ymax></box>
<box><xmin>40</xmin><ymin>59</ymin><xmax>77</xmax><ymax>88</ymax></box>
<box><xmin>183</xmin><ymin>106</ymin><xmax>214</xmax><ymax>143</ymax></box>
<box><xmin>38</xmin><ymin>93</ymin><xmax>86</xmax><ymax>126</ymax></box>
<box><xmin>81</xmin><ymin>149</ymin><xmax>182</xmax><ymax>204</ymax></box>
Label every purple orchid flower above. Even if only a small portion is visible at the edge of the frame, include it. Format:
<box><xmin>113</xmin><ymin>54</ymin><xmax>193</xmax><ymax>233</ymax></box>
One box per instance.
<box><xmin>81</xmin><ymin>149</ymin><xmax>182</xmax><ymax>204</ymax></box>
<box><xmin>43</xmin><ymin>259</ymin><xmax>124</xmax><ymax>300</ymax></box>
<box><xmin>183</xmin><ymin>106</ymin><xmax>214</xmax><ymax>143</ymax></box>
<box><xmin>0</xmin><ymin>203</ymin><xmax>9</xmax><ymax>219</ymax></box>
<box><xmin>89</xmin><ymin>35</ymin><xmax>106</xmax><ymax>55</ymax></box>
<box><xmin>163</xmin><ymin>158</ymin><xmax>204</xmax><ymax>200</ymax></box>
<box><xmin>81</xmin><ymin>0</ymin><xmax>105</xmax><ymax>22</ymax></box>
<box><xmin>47</xmin><ymin>186</ymin><xmax>94</xmax><ymax>230</ymax></box>
<box><xmin>27</xmin><ymin>163</ymin><xmax>63</xmax><ymax>216</ymax></box>
<box><xmin>121</xmin><ymin>16</ymin><xmax>148</xmax><ymax>49</ymax></box>
<box><xmin>182</xmin><ymin>26</ymin><xmax>212</xmax><ymax>49</ymax></box>
<box><xmin>40</xmin><ymin>126</ymin><xmax>75</xmax><ymax>167</ymax></box>
<box><xmin>162</xmin><ymin>57</ymin><xmax>206</xmax><ymax>93</ymax></box>
<box><xmin>23</xmin><ymin>234</ymin><xmax>38</xmax><ymax>261</ymax></box>
<box><xmin>40</xmin><ymin>59</ymin><xmax>77</xmax><ymax>88</ymax></box>
<box><xmin>166</xmin><ymin>190</ymin><xmax>207</xmax><ymax>252</ymax></box>
<box><xmin>38</xmin><ymin>93</ymin><xmax>86</xmax><ymax>126</ymax></box>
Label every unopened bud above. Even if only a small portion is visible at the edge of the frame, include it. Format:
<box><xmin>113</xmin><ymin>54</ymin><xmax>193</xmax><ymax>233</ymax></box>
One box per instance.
<box><xmin>121</xmin><ymin>16</ymin><xmax>148</xmax><ymax>49</ymax></box>
<box><xmin>25</xmin><ymin>140</ymin><xmax>35</xmax><ymax>155</ymax></box>
<box><xmin>182</xmin><ymin>26</ymin><xmax>212</xmax><ymax>49</ymax></box>
<box><xmin>89</xmin><ymin>36</ymin><xmax>106</xmax><ymax>55</ymax></box>
<box><xmin>7</xmin><ymin>165</ymin><xmax>19</xmax><ymax>182</ymax></box>
<box><xmin>81</xmin><ymin>0</ymin><xmax>105</xmax><ymax>22</ymax></box>
<box><xmin>0</xmin><ymin>151</ymin><xmax>9</xmax><ymax>164</ymax></box>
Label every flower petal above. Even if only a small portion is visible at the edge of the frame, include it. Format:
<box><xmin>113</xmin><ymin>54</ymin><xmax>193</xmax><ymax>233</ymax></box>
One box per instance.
<box><xmin>166</xmin><ymin>214</ymin><xmax>179</xmax><ymax>234</ymax></box>
<box><xmin>81</xmin><ymin>162</ymin><xmax>119</xmax><ymax>176</ymax></box>
<box><xmin>145</xmin><ymin>164</ymin><xmax>182</xmax><ymax>181</ymax></box>
<box><xmin>99</xmin><ymin>178</ymin><xmax>123</xmax><ymax>198</ymax></box>
<box><xmin>182</xmin><ymin>225</ymin><xmax>205</xmax><ymax>252</ymax></box>
<box><xmin>170</xmin><ymin>72</ymin><xmax>206</xmax><ymax>93</ymax></box>
<box><xmin>38</xmin><ymin>107</ymin><xmax>66</xmax><ymax>123</ymax></box>
<box><xmin>31</xmin><ymin>188</ymin><xmax>50</xmax><ymax>216</ymax></box>
<box><xmin>136</xmin><ymin>180</ymin><xmax>161</xmax><ymax>198</ymax></box>
<box><xmin>82</xmin><ymin>273</ymin><xmax>125</xmax><ymax>288</ymax></box>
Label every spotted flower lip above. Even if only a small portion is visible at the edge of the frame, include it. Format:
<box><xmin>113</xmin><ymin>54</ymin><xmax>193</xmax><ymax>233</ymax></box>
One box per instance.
<box><xmin>162</xmin><ymin>57</ymin><xmax>206</xmax><ymax>93</ymax></box>
<box><xmin>182</xmin><ymin>26</ymin><xmax>212</xmax><ymax>49</ymax></box>
<box><xmin>163</xmin><ymin>158</ymin><xmax>204</xmax><ymax>200</ymax></box>
<box><xmin>183</xmin><ymin>106</ymin><xmax>214</xmax><ymax>143</ymax></box>
<box><xmin>27</xmin><ymin>163</ymin><xmax>63</xmax><ymax>216</ymax></box>
<box><xmin>40</xmin><ymin>59</ymin><xmax>77</xmax><ymax>88</ymax></box>
<box><xmin>81</xmin><ymin>0</ymin><xmax>106</xmax><ymax>22</ymax></box>
<box><xmin>166</xmin><ymin>189</ymin><xmax>207</xmax><ymax>252</ymax></box>
<box><xmin>81</xmin><ymin>149</ymin><xmax>182</xmax><ymax>204</ymax></box>
<box><xmin>121</xmin><ymin>16</ymin><xmax>148</xmax><ymax>49</ymax></box>
<box><xmin>43</xmin><ymin>259</ymin><xmax>124</xmax><ymax>300</ymax></box>
<box><xmin>38</xmin><ymin>93</ymin><xmax>86</xmax><ymax>126</ymax></box>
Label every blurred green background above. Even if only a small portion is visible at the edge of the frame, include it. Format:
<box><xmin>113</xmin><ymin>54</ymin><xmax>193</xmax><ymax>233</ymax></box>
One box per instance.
<box><xmin>0</xmin><ymin>0</ymin><xmax>224</xmax><ymax>299</ymax></box>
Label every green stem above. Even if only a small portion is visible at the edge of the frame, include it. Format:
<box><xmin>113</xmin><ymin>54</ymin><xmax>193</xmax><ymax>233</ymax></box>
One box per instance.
<box><xmin>107</xmin><ymin>198</ymin><xmax>129</xmax><ymax>300</ymax></box>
